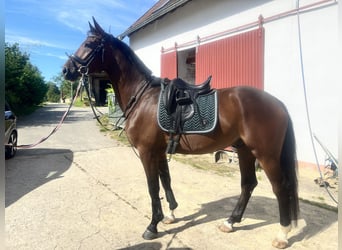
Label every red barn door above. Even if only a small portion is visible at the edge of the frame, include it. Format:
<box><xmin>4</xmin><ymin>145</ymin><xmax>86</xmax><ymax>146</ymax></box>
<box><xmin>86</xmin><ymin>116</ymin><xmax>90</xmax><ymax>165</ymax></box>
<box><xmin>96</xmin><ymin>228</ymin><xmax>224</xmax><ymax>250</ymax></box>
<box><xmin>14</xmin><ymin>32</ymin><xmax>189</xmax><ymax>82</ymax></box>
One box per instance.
<box><xmin>196</xmin><ymin>27</ymin><xmax>264</xmax><ymax>89</ymax></box>
<box><xmin>160</xmin><ymin>50</ymin><xmax>177</xmax><ymax>79</ymax></box>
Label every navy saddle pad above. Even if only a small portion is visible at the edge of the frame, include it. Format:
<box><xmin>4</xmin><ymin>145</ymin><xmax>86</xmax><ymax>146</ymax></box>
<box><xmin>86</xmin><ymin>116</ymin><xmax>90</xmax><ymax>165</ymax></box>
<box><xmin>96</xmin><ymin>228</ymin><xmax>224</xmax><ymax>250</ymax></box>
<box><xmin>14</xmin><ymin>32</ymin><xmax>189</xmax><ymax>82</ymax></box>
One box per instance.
<box><xmin>157</xmin><ymin>90</ymin><xmax>218</xmax><ymax>134</ymax></box>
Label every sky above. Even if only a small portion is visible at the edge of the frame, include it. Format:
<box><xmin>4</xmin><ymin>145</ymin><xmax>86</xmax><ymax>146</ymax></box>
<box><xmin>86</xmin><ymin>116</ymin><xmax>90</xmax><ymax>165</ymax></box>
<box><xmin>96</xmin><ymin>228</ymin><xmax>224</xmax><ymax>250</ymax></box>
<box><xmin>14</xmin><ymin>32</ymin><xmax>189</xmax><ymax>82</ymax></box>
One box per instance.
<box><xmin>5</xmin><ymin>0</ymin><xmax>157</xmax><ymax>82</ymax></box>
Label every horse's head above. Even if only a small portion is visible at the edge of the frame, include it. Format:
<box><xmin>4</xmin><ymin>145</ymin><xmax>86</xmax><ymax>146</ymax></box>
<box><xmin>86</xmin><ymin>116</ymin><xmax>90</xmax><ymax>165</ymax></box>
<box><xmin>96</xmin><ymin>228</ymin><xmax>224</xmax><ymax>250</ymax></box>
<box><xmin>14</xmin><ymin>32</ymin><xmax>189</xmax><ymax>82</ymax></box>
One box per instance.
<box><xmin>63</xmin><ymin>17</ymin><xmax>111</xmax><ymax>81</ymax></box>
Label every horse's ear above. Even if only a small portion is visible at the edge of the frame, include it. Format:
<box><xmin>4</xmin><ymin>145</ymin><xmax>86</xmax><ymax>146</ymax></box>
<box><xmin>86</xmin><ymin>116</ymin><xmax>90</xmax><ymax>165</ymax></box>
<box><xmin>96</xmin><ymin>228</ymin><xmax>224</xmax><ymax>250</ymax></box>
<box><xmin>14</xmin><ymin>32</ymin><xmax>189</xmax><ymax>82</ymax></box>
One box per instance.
<box><xmin>89</xmin><ymin>21</ymin><xmax>96</xmax><ymax>34</ymax></box>
<box><xmin>92</xmin><ymin>17</ymin><xmax>106</xmax><ymax>36</ymax></box>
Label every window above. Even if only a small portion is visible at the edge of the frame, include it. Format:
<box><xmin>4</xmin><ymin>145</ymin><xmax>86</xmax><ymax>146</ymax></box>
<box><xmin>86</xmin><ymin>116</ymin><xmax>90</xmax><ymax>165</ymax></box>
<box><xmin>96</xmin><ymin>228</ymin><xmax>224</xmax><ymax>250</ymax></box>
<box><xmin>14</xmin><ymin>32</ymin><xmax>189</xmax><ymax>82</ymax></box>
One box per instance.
<box><xmin>177</xmin><ymin>48</ymin><xmax>196</xmax><ymax>84</ymax></box>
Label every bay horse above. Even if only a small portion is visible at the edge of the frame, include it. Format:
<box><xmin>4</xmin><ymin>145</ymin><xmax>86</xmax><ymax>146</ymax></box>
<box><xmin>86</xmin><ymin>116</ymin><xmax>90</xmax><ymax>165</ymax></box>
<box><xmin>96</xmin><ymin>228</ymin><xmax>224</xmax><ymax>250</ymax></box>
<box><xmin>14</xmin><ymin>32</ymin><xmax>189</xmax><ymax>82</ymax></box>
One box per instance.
<box><xmin>63</xmin><ymin>18</ymin><xmax>299</xmax><ymax>249</ymax></box>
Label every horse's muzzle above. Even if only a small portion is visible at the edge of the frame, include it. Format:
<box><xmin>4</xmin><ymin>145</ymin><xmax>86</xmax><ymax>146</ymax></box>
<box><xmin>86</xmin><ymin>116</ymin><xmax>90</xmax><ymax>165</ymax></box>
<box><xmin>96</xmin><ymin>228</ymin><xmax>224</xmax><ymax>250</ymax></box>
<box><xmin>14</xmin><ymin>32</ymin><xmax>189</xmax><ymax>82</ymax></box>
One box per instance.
<box><xmin>62</xmin><ymin>67</ymin><xmax>68</xmax><ymax>76</ymax></box>
<box><xmin>62</xmin><ymin>66</ymin><xmax>78</xmax><ymax>81</ymax></box>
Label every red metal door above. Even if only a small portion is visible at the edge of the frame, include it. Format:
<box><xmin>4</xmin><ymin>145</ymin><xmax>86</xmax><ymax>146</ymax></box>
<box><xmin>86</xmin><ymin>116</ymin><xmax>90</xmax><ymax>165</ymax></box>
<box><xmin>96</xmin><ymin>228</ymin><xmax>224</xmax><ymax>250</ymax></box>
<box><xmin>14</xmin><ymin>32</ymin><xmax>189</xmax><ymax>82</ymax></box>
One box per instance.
<box><xmin>196</xmin><ymin>27</ymin><xmax>264</xmax><ymax>89</ymax></box>
<box><xmin>160</xmin><ymin>50</ymin><xmax>177</xmax><ymax>79</ymax></box>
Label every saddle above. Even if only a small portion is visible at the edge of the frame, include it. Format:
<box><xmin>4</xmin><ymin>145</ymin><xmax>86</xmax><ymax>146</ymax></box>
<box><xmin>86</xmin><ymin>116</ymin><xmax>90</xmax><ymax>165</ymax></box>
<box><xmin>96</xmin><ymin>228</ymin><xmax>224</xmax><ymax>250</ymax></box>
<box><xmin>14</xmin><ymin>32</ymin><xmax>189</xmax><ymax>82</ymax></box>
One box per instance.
<box><xmin>162</xmin><ymin>76</ymin><xmax>212</xmax><ymax>116</ymax></box>
<box><xmin>160</xmin><ymin>76</ymin><xmax>213</xmax><ymax>154</ymax></box>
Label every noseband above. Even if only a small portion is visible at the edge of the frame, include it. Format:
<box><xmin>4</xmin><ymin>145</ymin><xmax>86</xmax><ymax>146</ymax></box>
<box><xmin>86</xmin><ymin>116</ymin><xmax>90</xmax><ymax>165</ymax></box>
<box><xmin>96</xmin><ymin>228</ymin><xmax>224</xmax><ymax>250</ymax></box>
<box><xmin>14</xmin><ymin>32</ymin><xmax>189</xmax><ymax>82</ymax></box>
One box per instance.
<box><xmin>67</xmin><ymin>36</ymin><xmax>106</xmax><ymax>73</ymax></box>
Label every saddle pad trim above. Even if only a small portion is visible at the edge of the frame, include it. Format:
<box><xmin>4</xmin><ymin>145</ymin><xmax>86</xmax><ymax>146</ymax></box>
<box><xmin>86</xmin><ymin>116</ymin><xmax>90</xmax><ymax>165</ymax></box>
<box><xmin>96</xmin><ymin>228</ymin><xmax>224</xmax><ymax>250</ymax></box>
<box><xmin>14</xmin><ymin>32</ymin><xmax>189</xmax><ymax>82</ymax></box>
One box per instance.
<box><xmin>157</xmin><ymin>90</ymin><xmax>218</xmax><ymax>134</ymax></box>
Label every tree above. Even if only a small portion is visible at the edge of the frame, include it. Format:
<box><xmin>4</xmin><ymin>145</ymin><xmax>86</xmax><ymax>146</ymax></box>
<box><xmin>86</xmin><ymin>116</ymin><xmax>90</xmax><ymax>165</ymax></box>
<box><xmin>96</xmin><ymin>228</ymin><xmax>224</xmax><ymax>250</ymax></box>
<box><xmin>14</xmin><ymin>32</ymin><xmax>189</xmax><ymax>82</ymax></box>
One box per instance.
<box><xmin>5</xmin><ymin>43</ymin><xmax>48</xmax><ymax>112</ymax></box>
<box><xmin>5</xmin><ymin>43</ymin><xmax>28</xmax><ymax>108</ymax></box>
<box><xmin>52</xmin><ymin>73</ymin><xmax>77</xmax><ymax>101</ymax></box>
<box><xmin>46</xmin><ymin>81</ymin><xmax>61</xmax><ymax>103</ymax></box>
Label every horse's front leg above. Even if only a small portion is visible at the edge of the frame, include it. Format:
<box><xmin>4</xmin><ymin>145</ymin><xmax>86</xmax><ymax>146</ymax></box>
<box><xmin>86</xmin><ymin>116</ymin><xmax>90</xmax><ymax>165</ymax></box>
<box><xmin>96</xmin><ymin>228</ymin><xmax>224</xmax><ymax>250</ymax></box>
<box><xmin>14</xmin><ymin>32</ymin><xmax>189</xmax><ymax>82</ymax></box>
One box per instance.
<box><xmin>140</xmin><ymin>152</ymin><xmax>165</xmax><ymax>240</ymax></box>
<box><xmin>159</xmin><ymin>156</ymin><xmax>178</xmax><ymax>224</ymax></box>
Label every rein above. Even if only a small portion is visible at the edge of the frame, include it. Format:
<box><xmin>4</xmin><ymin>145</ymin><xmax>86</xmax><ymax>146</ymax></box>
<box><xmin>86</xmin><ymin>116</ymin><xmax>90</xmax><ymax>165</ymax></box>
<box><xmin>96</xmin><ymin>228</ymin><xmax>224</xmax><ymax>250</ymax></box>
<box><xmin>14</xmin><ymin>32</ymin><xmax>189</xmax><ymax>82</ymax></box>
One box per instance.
<box><xmin>122</xmin><ymin>79</ymin><xmax>151</xmax><ymax>120</ymax></box>
<box><xmin>12</xmin><ymin>73</ymin><xmax>84</xmax><ymax>149</ymax></box>
<box><xmin>65</xmin><ymin>32</ymin><xmax>155</xmax><ymax>159</ymax></box>
<box><xmin>79</xmin><ymin>70</ymin><xmax>109</xmax><ymax>130</ymax></box>
<box><xmin>77</xmin><ymin>68</ymin><xmax>152</xmax><ymax>135</ymax></box>
<box><xmin>77</xmin><ymin>67</ymin><xmax>151</xmax><ymax>160</ymax></box>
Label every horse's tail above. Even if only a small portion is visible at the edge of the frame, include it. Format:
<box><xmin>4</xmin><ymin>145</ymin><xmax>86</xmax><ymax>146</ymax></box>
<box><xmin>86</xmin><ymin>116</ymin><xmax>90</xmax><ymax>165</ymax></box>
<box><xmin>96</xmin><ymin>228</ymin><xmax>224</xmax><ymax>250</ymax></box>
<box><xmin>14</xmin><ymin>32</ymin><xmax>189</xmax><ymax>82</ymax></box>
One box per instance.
<box><xmin>280</xmin><ymin>116</ymin><xmax>299</xmax><ymax>226</ymax></box>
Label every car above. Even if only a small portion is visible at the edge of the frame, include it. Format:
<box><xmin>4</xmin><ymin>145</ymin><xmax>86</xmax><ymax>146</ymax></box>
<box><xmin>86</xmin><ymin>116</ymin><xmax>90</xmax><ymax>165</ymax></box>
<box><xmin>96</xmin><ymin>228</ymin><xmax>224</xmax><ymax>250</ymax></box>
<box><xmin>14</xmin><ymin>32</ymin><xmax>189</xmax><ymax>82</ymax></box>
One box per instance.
<box><xmin>5</xmin><ymin>101</ymin><xmax>18</xmax><ymax>159</ymax></box>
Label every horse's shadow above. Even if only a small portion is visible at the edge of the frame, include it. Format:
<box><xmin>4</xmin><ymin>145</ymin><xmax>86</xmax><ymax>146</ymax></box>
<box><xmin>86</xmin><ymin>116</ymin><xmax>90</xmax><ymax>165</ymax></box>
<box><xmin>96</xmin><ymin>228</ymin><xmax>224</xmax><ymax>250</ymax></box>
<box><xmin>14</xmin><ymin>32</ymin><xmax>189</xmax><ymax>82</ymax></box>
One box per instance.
<box><xmin>159</xmin><ymin>195</ymin><xmax>337</xmax><ymax>246</ymax></box>
<box><xmin>160</xmin><ymin>195</ymin><xmax>274</xmax><ymax>235</ymax></box>
<box><xmin>117</xmin><ymin>242</ymin><xmax>191</xmax><ymax>250</ymax></box>
<box><xmin>117</xmin><ymin>242</ymin><xmax>163</xmax><ymax>250</ymax></box>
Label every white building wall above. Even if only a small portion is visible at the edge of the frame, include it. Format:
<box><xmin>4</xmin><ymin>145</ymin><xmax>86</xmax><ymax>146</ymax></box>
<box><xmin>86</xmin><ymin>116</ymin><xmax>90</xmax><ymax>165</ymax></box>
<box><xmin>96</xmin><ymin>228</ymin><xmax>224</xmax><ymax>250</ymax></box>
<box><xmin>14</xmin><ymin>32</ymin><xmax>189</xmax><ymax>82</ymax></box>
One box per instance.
<box><xmin>128</xmin><ymin>0</ymin><xmax>339</xmax><ymax>164</ymax></box>
<box><xmin>264</xmin><ymin>4</ymin><xmax>339</xmax><ymax>163</ymax></box>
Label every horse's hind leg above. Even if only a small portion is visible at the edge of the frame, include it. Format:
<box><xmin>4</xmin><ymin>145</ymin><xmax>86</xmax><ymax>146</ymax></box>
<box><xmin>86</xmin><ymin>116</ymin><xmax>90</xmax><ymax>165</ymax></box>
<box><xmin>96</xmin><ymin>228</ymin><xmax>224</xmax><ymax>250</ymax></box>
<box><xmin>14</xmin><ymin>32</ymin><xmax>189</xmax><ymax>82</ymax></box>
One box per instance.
<box><xmin>262</xmin><ymin>159</ymin><xmax>295</xmax><ymax>249</ymax></box>
<box><xmin>260</xmin><ymin>120</ymin><xmax>298</xmax><ymax>249</ymax></box>
<box><xmin>159</xmin><ymin>157</ymin><xmax>178</xmax><ymax>224</ymax></box>
<box><xmin>219</xmin><ymin>144</ymin><xmax>257</xmax><ymax>233</ymax></box>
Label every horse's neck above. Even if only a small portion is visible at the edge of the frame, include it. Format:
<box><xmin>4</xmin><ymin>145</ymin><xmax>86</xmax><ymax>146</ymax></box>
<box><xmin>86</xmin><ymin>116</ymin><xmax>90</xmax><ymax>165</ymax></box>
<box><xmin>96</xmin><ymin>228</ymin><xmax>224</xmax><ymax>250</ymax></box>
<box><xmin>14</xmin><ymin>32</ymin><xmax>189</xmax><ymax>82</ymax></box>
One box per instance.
<box><xmin>109</xmin><ymin>65</ymin><xmax>148</xmax><ymax>112</ymax></box>
<box><xmin>106</xmin><ymin>43</ymin><xmax>151</xmax><ymax>112</ymax></box>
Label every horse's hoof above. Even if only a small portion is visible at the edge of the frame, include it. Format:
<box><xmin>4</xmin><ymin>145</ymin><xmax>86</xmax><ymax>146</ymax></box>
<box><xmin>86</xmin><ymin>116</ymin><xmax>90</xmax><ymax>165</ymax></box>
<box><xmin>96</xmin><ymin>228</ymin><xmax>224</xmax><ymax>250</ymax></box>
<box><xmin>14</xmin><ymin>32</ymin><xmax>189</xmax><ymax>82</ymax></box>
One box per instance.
<box><xmin>142</xmin><ymin>229</ymin><xmax>158</xmax><ymax>240</ymax></box>
<box><xmin>162</xmin><ymin>215</ymin><xmax>176</xmax><ymax>224</ymax></box>
<box><xmin>272</xmin><ymin>238</ymin><xmax>288</xmax><ymax>249</ymax></box>
<box><xmin>218</xmin><ymin>221</ymin><xmax>234</xmax><ymax>233</ymax></box>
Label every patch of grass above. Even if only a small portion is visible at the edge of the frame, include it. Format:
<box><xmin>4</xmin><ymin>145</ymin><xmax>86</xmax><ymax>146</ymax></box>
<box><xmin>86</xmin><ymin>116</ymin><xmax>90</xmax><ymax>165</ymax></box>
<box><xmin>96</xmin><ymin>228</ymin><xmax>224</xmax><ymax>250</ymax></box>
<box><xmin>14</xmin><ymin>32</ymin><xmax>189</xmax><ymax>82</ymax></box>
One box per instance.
<box><xmin>173</xmin><ymin>154</ymin><xmax>238</xmax><ymax>177</ymax></box>
<box><xmin>72</xmin><ymin>97</ymin><xmax>91</xmax><ymax>107</ymax></box>
<box><xmin>98</xmin><ymin>114</ymin><xmax>130</xmax><ymax>145</ymax></box>
<box><xmin>109</xmin><ymin>129</ymin><xmax>130</xmax><ymax>145</ymax></box>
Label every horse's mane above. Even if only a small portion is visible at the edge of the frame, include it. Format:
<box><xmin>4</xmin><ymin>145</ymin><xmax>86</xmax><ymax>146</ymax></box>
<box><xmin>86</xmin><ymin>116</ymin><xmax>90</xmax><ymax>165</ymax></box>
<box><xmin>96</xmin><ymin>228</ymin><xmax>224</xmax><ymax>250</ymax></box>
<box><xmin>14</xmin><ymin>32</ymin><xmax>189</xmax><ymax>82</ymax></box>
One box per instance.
<box><xmin>89</xmin><ymin>31</ymin><xmax>153</xmax><ymax>78</ymax></box>
<box><xmin>115</xmin><ymin>38</ymin><xmax>153</xmax><ymax>77</ymax></box>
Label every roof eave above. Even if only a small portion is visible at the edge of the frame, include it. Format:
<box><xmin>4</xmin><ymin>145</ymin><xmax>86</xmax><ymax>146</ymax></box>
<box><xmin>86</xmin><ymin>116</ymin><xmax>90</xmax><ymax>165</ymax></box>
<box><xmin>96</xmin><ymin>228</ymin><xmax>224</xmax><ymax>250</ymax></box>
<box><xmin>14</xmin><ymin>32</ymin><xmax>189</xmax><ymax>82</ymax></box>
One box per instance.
<box><xmin>119</xmin><ymin>0</ymin><xmax>192</xmax><ymax>39</ymax></box>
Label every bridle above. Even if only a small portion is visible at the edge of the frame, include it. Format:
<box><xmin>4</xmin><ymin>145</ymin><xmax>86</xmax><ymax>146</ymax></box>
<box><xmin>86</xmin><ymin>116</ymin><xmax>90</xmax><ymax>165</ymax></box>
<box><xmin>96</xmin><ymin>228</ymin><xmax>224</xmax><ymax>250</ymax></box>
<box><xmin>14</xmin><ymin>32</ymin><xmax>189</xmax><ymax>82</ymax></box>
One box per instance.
<box><xmin>65</xmin><ymin>36</ymin><xmax>109</xmax><ymax>129</ymax></box>
<box><xmin>66</xmin><ymin>33</ymin><xmax>152</xmax><ymax>126</ymax></box>
<box><xmin>67</xmin><ymin>36</ymin><xmax>106</xmax><ymax>74</ymax></box>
